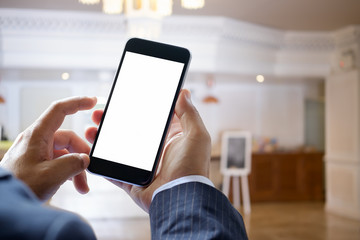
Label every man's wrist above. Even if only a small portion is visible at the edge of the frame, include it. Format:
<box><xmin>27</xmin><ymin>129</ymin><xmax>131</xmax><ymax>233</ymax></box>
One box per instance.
<box><xmin>152</xmin><ymin>175</ymin><xmax>215</xmax><ymax>201</ymax></box>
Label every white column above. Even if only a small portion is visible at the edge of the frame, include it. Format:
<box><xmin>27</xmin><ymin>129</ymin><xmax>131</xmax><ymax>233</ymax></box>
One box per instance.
<box><xmin>325</xmin><ymin>27</ymin><xmax>360</xmax><ymax>220</ymax></box>
<box><xmin>325</xmin><ymin>70</ymin><xmax>360</xmax><ymax>220</ymax></box>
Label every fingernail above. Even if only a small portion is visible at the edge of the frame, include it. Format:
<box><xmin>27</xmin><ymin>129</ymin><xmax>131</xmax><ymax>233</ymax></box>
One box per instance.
<box><xmin>82</xmin><ymin>174</ymin><xmax>90</xmax><ymax>194</ymax></box>
<box><xmin>92</xmin><ymin>96</ymin><xmax>98</xmax><ymax>105</ymax></box>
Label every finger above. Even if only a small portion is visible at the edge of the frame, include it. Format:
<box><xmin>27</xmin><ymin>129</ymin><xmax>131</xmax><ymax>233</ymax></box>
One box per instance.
<box><xmin>85</xmin><ymin>126</ymin><xmax>98</xmax><ymax>144</ymax></box>
<box><xmin>54</xmin><ymin>130</ymin><xmax>90</xmax><ymax>154</ymax></box>
<box><xmin>53</xmin><ymin>149</ymin><xmax>69</xmax><ymax>159</ymax></box>
<box><xmin>72</xmin><ymin>171</ymin><xmax>89</xmax><ymax>194</ymax></box>
<box><xmin>92</xmin><ymin>109</ymin><xmax>103</xmax><ymax>126</ymax></box>
<box><xmin>84</xmin><ymin>109</ymin><xmax>103</xmax><ymax>144</ymax></box>
<box><xmin>36</xmin><ymin>97</ymin><xmax>97</xmax><ymax>137</ymax></box>
<box><xmin>175</xmin><ymin>89</ymin><xmax>208</xmax><ymax>137</ymax></box>
<box><xmin>53</xmin><ymin>131</ymin><xmax>91</xmax><ymax>193</ymax></box>
<box><xmin>46</xmin><ymin>153</ymin><xmax>90</xmax><ymax>187</ymax></box>
<box><xmin>166</xmin><ymin>114</ymin><xmax>182</xmax><ymax>141</ymax></box>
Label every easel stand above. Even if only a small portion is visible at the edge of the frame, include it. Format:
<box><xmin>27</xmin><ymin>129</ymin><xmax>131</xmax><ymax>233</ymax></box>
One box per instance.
<box><xmin>222</xmin><ymin>174</ymin><xmax>251</xmax><ymax>214</ymax></box>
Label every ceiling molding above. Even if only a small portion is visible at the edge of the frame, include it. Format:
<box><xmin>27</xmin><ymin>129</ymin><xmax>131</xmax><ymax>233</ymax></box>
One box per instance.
<box><xmin>333</xmin><ymin>26</ymin><xmax>360</xmax><ymax>47</ymax></box>
<box><xmin>282</xmin><ymin>32</ymin><xmax>335</xmax><ymax>51</ymax></box>
<box><xmin>0</xmin><ymin>9</ymin><xmax>127</xmax><ymax>35</ymax></box>
<box><xmin>0</xmin><ymin>9</ymin><xmax>358</xmax><ymax>77</ymax></box>
<box><xmin>1</xmin><ymin>0</ymin><xmax>360</xmax><ymax>31</ymax></box>
<box><xmin>0</xmin><ymin>9</ymin><xmax>339</xmax><ymax>50</ymax></box>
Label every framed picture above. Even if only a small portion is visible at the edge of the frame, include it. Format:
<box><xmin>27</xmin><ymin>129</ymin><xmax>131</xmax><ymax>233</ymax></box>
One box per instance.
<box><xmin>220</xmin><ymin>131</ymin><xmax>252</xmax><ymax>176</ymax></box>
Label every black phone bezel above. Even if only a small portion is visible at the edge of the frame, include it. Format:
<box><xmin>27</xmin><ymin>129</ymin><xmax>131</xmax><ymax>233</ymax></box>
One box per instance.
<box><xmin>88</xmin><ymin>38</ymin><xmax>191</xmax><ymax>186</ymax></box>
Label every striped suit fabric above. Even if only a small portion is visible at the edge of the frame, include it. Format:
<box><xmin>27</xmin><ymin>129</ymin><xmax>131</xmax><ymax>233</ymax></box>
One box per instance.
<box><xmin>0</xmin><ymin>168</ymin><xmax>96</xmax><ymax>240</ymax></box>
<box><xmin>150</xmin><ymin>182</ymin><xmax>248</xmax><ymax>240</ymax></box>
<box><xmin>1</xmin><ymin>167</ymin><xmax>248</xmax><ymax>239</ymax></box>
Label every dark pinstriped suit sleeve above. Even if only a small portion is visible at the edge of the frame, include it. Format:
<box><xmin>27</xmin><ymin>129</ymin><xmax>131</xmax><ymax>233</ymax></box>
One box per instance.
<box><xmin>0</xmin><ymin>168</ymin><xmax>96</xmax><ymax>240</ymax></box>
<box><xmin>149</xmin><ymin>182</ymin><xmax>248</xmax><ymax>240</ymax></box>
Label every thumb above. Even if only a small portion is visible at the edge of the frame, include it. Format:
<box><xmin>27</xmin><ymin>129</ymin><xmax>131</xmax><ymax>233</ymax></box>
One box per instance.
<box><xmin>175</xmin><ymin>89</ymin><xmax>208</xmax><ymax>137</ymax></box>
<box><xmin>48</xmin><ymin>153</ymin><xmax>90</xmax><ymax>185</ymax></box>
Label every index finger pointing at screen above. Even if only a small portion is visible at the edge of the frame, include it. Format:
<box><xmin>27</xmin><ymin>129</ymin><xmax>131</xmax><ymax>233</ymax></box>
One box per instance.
<box><xmin>35</xmin><ymin>96</ymin><xmax>97</xmax><ymax>136</ymax></box>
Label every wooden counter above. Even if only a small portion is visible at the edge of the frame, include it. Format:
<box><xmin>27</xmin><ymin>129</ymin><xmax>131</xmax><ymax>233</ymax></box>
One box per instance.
<box><xmin>211</xmin><ymin>151</ymin><xmax>325</xmax><ymax>202</ymax></box>
<box><xmin>248</xmin><ymin>152</ymin><xmax>325</xmax><ymax>202</ymax></box>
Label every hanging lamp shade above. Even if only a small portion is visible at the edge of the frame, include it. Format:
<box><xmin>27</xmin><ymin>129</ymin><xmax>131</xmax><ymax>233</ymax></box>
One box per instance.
<box><xmin>79</xmin><ymin>0</ymin><xmax>100</xmax><ymax>4</ymax></box>
<box><xmin>155</xmin><ymin>0</ymin><xmax>172</xmax><ymax>16</ymax></box>
<box><xmin>202</xmin><ymin>75</ymin><xmax>219</xmax><ymax>104</ymax></box>
<box><xmin>202</xmin><ymin>95</ymin><xmax>219</xmax><ymax>104</ymax></box>
<box><xmin>78</xmin><ymin>0</ymin><xmax>204</xmax><ymax>15</ymax></box>
<box><xmin>103</xmin><ymin>0</ymin><xmax>124</xmax><ymax>14</ymax></box>
<box><xmin>181</xmin><ymin>0</ymin><xmax>205</xmax><ymax>9</ymax></box>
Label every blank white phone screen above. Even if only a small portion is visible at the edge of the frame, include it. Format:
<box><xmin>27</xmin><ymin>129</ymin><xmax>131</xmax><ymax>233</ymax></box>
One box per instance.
<box><xmin>93</xmin><ymin>52</ymin><xmax>184</xmax><ymax>171</ymax></box>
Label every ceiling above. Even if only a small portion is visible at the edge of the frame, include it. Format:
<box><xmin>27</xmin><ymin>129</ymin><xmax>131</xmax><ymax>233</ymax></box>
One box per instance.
<box><xmin>0</xmin><ymin>0</ymin><xmax>360</xmax><ymax>31</ymax></box>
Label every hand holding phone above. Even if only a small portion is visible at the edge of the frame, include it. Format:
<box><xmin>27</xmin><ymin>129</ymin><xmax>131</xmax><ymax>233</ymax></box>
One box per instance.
<box><xmin>88</xmin><ymin>38</ymin><xmax>191</xmax><ymax>186</ymax></box>
<box><xmin>86</xmin><ymin>89</ymin><xmax>211</xmax><ymax>212</ymax></box>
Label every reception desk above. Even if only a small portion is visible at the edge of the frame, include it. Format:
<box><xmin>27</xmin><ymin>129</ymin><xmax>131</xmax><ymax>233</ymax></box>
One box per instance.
<box><xmin>210</xmin><ymin>151</ymin><xmax>325</xmax><ymax>202</ymax></box>
<box><xmin>248</xmin><ymin>152</ymin><xmax>325</xmax><ymax>202</ymax></box>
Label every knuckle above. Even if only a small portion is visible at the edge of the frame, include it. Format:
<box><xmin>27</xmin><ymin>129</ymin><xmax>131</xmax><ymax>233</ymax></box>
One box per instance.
<box><xmin>50</xmin><ymin>97</ymin><xmax>82</xmax><ymax>116</ymax></box>
<box><xmin>50</xmin><ymin>99</ymin><xmax>63</xmax><ymax>111</ymax></box>
<box><xmin>72</xmin><ymin>154</ymin><xmax>86</xmax><ymax>169</ymax></box>
<box><xmin>57</xmin><ymin>129</ymin><xmax>75</xmax><ymax>137</ymax></box>
<box><xmin>39</xmin><ymin>164</ymin><xmax>53</xmax><ymax>179</ymax></box>
<box><xmin>55</xmin><ymin>101</ymin><xmax>68</xmax><ymax>114</ymax></box>
<box><xmin>63</xmin><ymin>154</ymin><xmax>85</xmax><ymax>171</ymax></box>
<box><xmin>47</xmin><ymin>100</ymin><xmax>65</xmax><ymax>117</ymax></box>
<box><xmin>23</xmin><ymin>125</ymin><xmax>42</xmax><ymax>144</ymax></box>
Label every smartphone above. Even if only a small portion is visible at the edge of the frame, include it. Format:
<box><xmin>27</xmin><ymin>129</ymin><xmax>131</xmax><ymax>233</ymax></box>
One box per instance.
<box><xmin>88</xmin><ymin>38</ymin><xmax>191</xmax><ymax>186</ymax></box>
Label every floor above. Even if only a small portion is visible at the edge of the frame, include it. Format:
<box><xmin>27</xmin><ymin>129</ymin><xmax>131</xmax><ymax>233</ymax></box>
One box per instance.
<box><xmin>244</xmin><ymin>202</ymin><xmax>360</xmax><ymax>240</ymax></box>
<box><xmin>86</xmin><ymin>202</ymin><xmax>360</xmax><ymax>240</ymax></box>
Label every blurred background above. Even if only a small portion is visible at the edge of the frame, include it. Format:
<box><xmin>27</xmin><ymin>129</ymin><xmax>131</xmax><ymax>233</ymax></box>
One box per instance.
<box><xmin>0</xmin><ymin>1</ymin><xmax>360</xmax><ymax>239</ymax></box>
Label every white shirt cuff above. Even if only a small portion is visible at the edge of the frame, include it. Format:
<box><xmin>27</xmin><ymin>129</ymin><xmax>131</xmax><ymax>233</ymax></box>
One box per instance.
<box><xmin>152</xmin><ymin>175</ymin><xmax>215</xmax><ymax>201</ymax></box>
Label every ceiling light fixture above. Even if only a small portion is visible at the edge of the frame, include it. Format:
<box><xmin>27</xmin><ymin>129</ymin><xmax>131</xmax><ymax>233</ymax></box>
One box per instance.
<box><xmin>78</xmin><ymin>0</ymin><xmax>205</xmax><ymax>16</ymax></box>
<box><xmin>103</xmin><ymin>0</ymin><xmax>123</xmax><ymax>14</ymax></box>
<box><xmin>79</xmin><ymin>0</ymin><xmax>100</xmax><ymax>4</ymax></box>
<box><xmin>61</xmin><ymin>72</ymin><xmax>70</xmax><ymax>80</ymax></box>
<box><xmin>181</xmin><ymin>0</ymin><xmax>205</xmax><ymax>9</ymax></box>
<box><xmin>256</xmin><ymin>75</ymin><xmax>265</xmax><ymax>83</ymax></box>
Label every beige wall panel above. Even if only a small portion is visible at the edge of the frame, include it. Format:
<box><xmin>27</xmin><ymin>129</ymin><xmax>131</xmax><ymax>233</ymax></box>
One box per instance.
<box><xmin>326</xmin><ymin>162</ymin><xmax>360</xmax><ymax>220</ymax></box>
<box><xmin>325</xmin><ymin>70</ymin><xmax>360</xmax><ymax>220</ymax></box>
<box><xmin>326</xmin><ymin>70</ymin><xmax>359</xmax><ymax>162</ymax></box>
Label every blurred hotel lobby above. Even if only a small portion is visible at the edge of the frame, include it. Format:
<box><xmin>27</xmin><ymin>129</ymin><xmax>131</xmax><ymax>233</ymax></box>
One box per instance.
<box><xmin>1</xmin><ymin>1</ymin><xmax>360</xmax><ymax>239</ymax></box>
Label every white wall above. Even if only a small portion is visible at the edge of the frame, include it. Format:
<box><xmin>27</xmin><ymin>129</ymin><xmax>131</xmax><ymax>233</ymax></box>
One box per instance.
<box><xmin>2</xmin><ymin>73</ymin><xmax>309</xmax><ymax>152</ymax></box>
<box><xmin>0</xmin><ymin>78</ymin><xmax>112</xmax><ymax>140</ymax></box>
<box><xmin>186</xmin><ymin>75</ymin><xmax>305</xmax><ymax>149</ymax></box>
